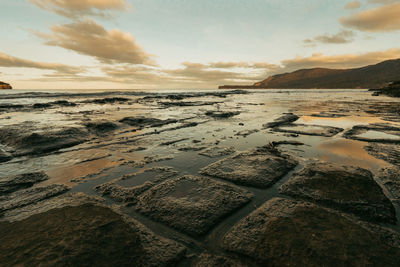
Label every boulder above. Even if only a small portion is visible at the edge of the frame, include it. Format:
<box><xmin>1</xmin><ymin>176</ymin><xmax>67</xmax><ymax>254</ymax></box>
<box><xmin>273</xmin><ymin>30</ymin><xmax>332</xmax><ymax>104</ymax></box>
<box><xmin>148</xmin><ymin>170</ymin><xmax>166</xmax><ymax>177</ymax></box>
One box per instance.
<box><xmin>223</xmin><ymin>198</ymin><xmax>400</xmax><ymax>266</ymax></box>
<box><xmin>280</xmin><ymin>163</ymin><xmax>396</xmax><ymax>224</ymax></box>
<box><xmin>200</xmin><ymin>147</ymin><xmax>297</xmax><ymax>188</ymax></box>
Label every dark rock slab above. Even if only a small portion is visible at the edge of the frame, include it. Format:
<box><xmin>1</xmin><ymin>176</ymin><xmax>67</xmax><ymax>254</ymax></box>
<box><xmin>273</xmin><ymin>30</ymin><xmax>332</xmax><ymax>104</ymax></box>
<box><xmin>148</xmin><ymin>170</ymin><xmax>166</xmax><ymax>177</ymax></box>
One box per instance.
<box><xmin>263</xmin><ymin>113</ymin><xmax>299</xmax><ymax>128</ymax></box>
<box><xmin>0</xmin><ymin>184</ymin><xmax>69</xmax><ymax>213</ymax></box>
<box><xmin>376</xmin><ymin>167</ymin><xmax>400</xmax><ymax>201</ymax></box>
<box><xmin>135</xmin><ymin>175</ymin><xmax>253</xmax><ymax>236</ymax></box>
<box><xmin>194</xmin><ymin>253</ymin><xmax>252</xmax><ymax>267</ymax></box>
<box><xmin>280</xmin><ymin>163</ymin><xmax>396</xmax><ymax>224</ymax></box>
<box><xmin>364</xmin><ymin>143</ymin><xmax>400</xmax><ymax>165</ymax></box>
<box><xmin>0</xmin><ymin>172</ymin><xmax>49</xmax><ymax>195</ymax></box>
<box><xmin>85</xmin><ymin>121</ymin><xmax>119</xmax><ymax>134</ymax></box>
<box><xmin>158</xmin><ymin>101</ymin><xmax>221</xmax><ymax>107</ymax></box>
<box><xmin>0</xmin><ymin>203</ymin><xmax>185</xmax><ymax>267</ymax></box>
<box><xmin>0</xmin><ymin>127</ymin><xmax>90</xmax><ymax>156</ymax></box>
<box><xmin>199</xmin><ymin>146</ymin><xmax>235</xmax><ymax>158</ymax></box>
<box><xmin>205</xmin><ymin>110</ymin><xmax>240</xmax><ymax>118</ymax></box>
<box><xmin>94</xmin><ymin>167</ymin><xmax>178</xmax><ymax>204</ymax></box>
<box><xmin>223</xmin><ymin>198</ymin><xmax>400</xmax><ymax>267</ymax></box>
<box><xmin>86</xmin><ymin>97</ymin><xmax>130</xmax><ymax>104</ymax></box>
<box><xmin>273</xmin><ymin>123</ymin><xmax>343</xmax><ymax>137</ymax></box>
<box><xmin>0</xmin><ymin>149</ymin><xmax>12</xmax><ymax>163</ymax></box>
<box><xmin>200</xmin><ymin>147</ymin><xmax>297</xmax><ymax>188</ymax></box>
<box><xmin>119</xmin><ymin>117</ymin><xmax>178</xmax><ymax>128</ymax></box>
<box><xmin>344</xmin><ymin>123</ymin><xmax>400</xmax><ymax>143</ymax></box>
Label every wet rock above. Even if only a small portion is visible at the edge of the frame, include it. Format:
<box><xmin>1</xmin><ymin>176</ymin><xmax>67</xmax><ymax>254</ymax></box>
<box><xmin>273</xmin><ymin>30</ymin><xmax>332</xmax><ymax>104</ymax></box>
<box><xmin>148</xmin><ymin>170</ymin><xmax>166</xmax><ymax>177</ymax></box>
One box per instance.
<box><xmin>160</xmin><ymin>138</ymin><xmax>188</xmax><ymax>146</ymax></box>
<box><xmin>200</xmin><ymin>147</ymin><xmax>297</xmax><ymax>188</ymax></box>
<box><xmin>364</xmin><ymin>143</ymin><xmax>400</xmax><ymax>165</ymax></box>
<box><xmin>134</xmin><ymin>175</ymin><xmax>253</xmax><ymax>236</ymax></box>
<box><xmin>0</xmin><ymin>184</ymin><xmax>69</xmax><ymax>213</ymax></box>
<box><xmin>0</xmin><ymin>149</ymin><xmax>12</xmax><ymax>162</ymax></box>
<box><xmin>273</xmin><ymin>123</ymin><xmax>343</xmax><ymax>137</ymax></box>
<box><xmin>263</xmin><ymin>113</ymin><xmax>299</xmax><ymax>128</ymax></box>
<box><xmin>0</xmin><ymin>127</ymin><xmax>90</xmax><ymax>156</ymax></box>
<box><xmin>376</xmin><ymin>167</ymin><xmax>400</xmax><ymax>201</ymax></box>
<box><xmin>119</xmin><ymin>117</ymin><xmax>178</xmax><ymax>128</ymax></box>
<box><xmin>0</xmin><ymin>204</ymin><xmax>143</xmax><ymax>266</ymax></box>
<box><xmin>310</xmin><ymin>111</ymin><xmax>348</xmax><ymax>118</ymax></box>
<box><xmin>199</xmin><ymin>146</ymin><xmax>235</xmax><ymax>158</ymax></box>
<box><xmin>344</xmin><ymin>123</ymin><xmax>400</xmax><ymax>143</ymax></box>
<box><xmin>223</xmin><ymin>198</ymin><xmax>400</xmax><ymax>267</ymax></box>
<box><xmin>159</xmin><ymin>101</ymin><xmax>221</xmax><ymax>107</ymax></box>
<box><xmin>0</xmin><ymin>103</ymin><xmax>24</xmax><ymax>111</ymax></box>
<box><xmin>0</xmin><ymin>203</ymin><xmax>185</xmax><ymax>267</ymax></box>
<box><xmin>87</xmin><ymin>97</ymin><xmax>130</xmax><ymax>104</ymax></box>
<box><xmin>205</xmin><ymin>110</ymin><xmax>240</xmax><ymax>118</ymax></box>
<box><xmin>0</xmin><ymin>172</ymin><xmax>49</xmax><ymax>195</ymax></box>
<box><xmin>194</xmin><ymin>253</ymin><xmax>252</xmax><ymax>267</ymax></box>
<box><xmin>85</xmin><ymin>121</ymin><xmax>119</xmax><ymax>134</ymax></box>
<box><xmin>94</xmin><ymin>167</ymin><xmax>178</xmax><ymax>204</ymax></box>
<box><xmin>52</xmin><ymin>100</ymin><xmax>77</xmax><ymax>106</ymax></box>
<box><xmin>33</xmin><ymin>103</ymin><xmax>52</xmax><ymax>109</ymax></box>
<box><xmin>280</xmin><ymin>163</ymin><xmax>396</xmax><ymax>224</ymax></box>
<box><xmin>235</xmin><ymin>129</ymin><xmax>259</xmax><ymax>137</ymax></box>
<box><xmin>0</xmin><ymin>192</ymin><xmax>103</xmax><ymax>222</ymax></box>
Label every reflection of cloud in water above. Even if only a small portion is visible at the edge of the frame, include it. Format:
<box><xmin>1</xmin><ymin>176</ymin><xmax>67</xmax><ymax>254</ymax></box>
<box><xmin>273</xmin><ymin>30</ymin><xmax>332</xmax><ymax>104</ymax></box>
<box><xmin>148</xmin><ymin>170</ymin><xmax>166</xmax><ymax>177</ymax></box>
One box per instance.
<box><xmin>300</xmin><ymin>116</ymin><xmax>387</xmax><ymax>129</ymax></box>
<box><xmin>45</xmin><ymin>157</ymin><xmax>120</xmax><ymax>186</ymax></box>
<box><xmin>318</xmin><ymin>139</ymin><xmax>389</xmax><ymax>171</ymax></box>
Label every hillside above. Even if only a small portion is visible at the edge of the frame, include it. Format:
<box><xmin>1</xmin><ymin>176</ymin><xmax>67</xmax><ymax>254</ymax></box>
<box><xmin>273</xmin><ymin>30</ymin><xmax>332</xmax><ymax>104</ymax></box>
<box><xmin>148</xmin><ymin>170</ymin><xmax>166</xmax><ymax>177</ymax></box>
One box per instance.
<box><xmin>0</xmin><ymin>81</ymin><xmax>12</xmax><ymax>90</ymax></box>
<box><xmin>219</xmin><ymin>59</ymin><xmax>400</xmax><ymax>89</ymax></box>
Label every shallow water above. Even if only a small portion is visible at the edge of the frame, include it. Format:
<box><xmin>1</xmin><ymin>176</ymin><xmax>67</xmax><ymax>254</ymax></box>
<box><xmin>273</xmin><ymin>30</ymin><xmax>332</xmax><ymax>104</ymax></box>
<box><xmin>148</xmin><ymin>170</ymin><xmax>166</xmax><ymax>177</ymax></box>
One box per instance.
<box><xmin>1</xmin><ymin>88</ymin><xmax>400</xmax><ymax>263</ymax></box>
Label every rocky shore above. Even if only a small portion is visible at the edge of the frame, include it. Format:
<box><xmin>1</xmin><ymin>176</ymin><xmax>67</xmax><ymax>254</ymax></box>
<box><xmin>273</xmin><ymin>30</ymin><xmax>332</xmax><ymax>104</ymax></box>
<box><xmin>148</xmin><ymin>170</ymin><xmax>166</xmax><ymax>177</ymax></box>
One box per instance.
<box><xmin>0</xmin><ymin>89</ymin><xmax>400</xmax><ymax>266</ymax></box>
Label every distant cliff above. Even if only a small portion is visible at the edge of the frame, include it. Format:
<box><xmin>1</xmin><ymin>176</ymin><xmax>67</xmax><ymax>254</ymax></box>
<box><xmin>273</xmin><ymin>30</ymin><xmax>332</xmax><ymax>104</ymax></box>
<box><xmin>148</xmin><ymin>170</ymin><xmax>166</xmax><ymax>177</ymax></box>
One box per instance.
<box><xmin>219</xmin><ymin>59</ymin><xmax>400</xmax><ymax>89</ymax></box>
<box><xmin>0</xmin><ymin>81</ymin><xmax>12</xmax><ymax>90</ymax></box>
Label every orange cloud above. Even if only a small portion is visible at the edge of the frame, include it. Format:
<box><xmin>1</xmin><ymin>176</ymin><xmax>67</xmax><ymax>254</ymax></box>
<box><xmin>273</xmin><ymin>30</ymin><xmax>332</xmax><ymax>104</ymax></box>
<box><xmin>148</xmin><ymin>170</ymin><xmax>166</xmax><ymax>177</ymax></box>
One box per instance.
<box><xmin>35</xmin><ymin>19</ymin><xmax>156</xmax><ymax>66</ymax></box>
<box><xmin>304</xmin><ymin>30</ymin><xmax>355</xmax><ymax>45</ymax></box>
<box><xmin>341</xmin><ymin>2</ymin><xmax>400</xmax><ymax>32</ymax></box>
<box><xmin>345</xmin><ymin>1</ymin><xmax>361</xmax><ymax>9</ymax></box>
<box><xmin>0</xmin><ymin>51</ymin><xmax>84</xmax><ymax>74</ymax></box>
<box><xmin>29</xmin><ymin>0</ymin><xmax>130</xmax><ymax>18</ymax></box>
<box><xmin>280</xmin><ymin>48</ymin><xmax>400</xmax><ymax>72</ymax></box>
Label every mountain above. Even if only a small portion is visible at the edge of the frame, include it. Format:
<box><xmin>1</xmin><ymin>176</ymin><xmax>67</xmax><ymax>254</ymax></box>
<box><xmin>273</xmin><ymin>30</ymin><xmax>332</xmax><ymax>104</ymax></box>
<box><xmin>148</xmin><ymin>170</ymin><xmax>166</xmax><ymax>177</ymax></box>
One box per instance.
<box><xmin>0</xmin><ymin>81</ymin><xmax>12</xmax><ymax>90</ymax></box>
<box><xmin>219</xmin><ymin>59</ymin><xmax>400</xmax><ymax>89</ymax></box>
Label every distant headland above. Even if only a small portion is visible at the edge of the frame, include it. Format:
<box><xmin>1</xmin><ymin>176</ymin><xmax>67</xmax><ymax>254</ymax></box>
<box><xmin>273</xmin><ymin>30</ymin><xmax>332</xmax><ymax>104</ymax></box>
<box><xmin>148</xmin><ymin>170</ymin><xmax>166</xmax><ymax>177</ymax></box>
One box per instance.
<box><xmin>0</xmin><ymin>81</ymin><xmax>12</xmax><ymax>90</ymax></box>
<box><xmin>219</xmin><ymin>59</ymin><xmax>400</xmax><ymax>89</ymax></box>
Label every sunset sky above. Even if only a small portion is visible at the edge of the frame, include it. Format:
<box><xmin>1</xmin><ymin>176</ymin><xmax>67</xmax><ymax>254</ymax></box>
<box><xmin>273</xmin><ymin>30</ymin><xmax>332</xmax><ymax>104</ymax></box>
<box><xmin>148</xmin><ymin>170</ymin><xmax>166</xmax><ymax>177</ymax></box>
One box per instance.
<box><xmin>1</xmin><ymin>0</ymin><xmax>400</xmax><ymax>89</ymax></box>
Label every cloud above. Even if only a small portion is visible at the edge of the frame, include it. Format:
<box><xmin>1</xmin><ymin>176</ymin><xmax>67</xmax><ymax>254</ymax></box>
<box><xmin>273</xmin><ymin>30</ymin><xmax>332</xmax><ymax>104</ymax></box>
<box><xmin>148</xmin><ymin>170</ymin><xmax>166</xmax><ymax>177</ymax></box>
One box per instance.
<box><xmin>345</xmin><ymin>1</ymin><xmax>361</xmax><ymax>9</ymax></box>
<box><xmin>341</xmin><ymin>2</ymin><xmax>400</xmax><ymax>32</ymax></box>
<box><xmin>29</xmin><ymin>0</ymin><xmax>131</xmax><ymax>18</ymax></box>
<box><xmin>368</xmin><ymin>0</ymin><xmax>399</xmax><ymax>5</ymax></box>
<box><xmin>279</xmin><ymin>48</ymin><xmax>400</xmax><ymax>73</ymax></box>
<box><xmin>304</xmin><ymin>30</ymin><xmax>355</xmax><ymax>45</ymax></box>
<box><xmin>0</xmin><ymin>51</ymin><xmax>85</xmax><ymax>74</ymax></box>
<box><xmin>35</xmin><ymin>19</ymin><xmax>156</xmax><ymax>66</ymax></box>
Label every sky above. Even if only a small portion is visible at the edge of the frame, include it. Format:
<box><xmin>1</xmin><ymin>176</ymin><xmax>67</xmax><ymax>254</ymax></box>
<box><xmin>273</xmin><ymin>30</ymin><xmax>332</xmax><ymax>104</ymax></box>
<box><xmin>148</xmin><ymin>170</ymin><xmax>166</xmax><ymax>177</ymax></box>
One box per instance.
<box><xmin>0</xmin><ymin>0</ymin><xmax>400</xmax><ymax>89</ymax></box>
